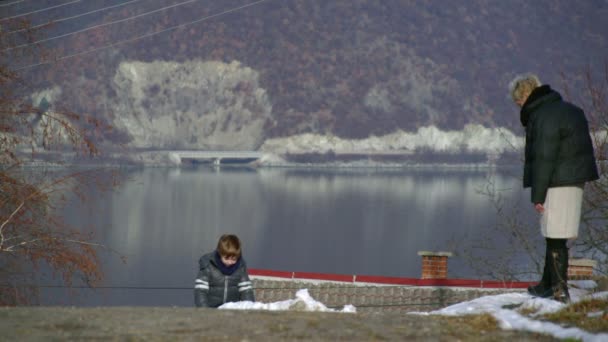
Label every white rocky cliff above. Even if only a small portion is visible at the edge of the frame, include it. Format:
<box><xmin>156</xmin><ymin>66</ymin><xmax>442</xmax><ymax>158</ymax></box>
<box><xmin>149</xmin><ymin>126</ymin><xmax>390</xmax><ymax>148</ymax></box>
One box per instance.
<box><xmin>110</xmin><ymin>59</ymin><xmax>273</xmax><ymax>150</ymax></box>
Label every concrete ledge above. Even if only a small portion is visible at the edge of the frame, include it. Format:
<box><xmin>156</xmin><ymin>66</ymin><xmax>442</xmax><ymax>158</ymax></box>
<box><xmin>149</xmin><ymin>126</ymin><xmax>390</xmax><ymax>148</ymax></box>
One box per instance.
<box><xmin>417</xmin><ymin>251</ymin><xmax>453</xmax><ymax>257</ymax></box>
<box><xmin>569</xmin><ymin>258</ymin><xmax>597</xmax><ymax>268</ymax></box>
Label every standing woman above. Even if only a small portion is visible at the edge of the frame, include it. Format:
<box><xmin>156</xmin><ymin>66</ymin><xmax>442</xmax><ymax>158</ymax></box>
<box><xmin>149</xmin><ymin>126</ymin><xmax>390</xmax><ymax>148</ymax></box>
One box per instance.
<box><xmin>509</xmin><ymin>74</ymin><xmax>599</xmax><ymax>303</ymax></box>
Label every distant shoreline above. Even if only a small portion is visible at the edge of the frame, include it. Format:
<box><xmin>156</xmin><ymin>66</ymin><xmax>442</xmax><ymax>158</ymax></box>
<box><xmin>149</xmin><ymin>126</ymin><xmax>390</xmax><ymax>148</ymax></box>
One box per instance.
<box><xmin>16</xmin><ymin>148</ymin><xmax>522</xmax><ymax>170</ymax></box>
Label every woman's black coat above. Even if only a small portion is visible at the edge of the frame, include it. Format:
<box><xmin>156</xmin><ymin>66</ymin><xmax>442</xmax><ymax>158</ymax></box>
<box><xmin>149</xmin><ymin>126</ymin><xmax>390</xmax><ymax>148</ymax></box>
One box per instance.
<box><xmin>521</xmin><ymin>85</ymin><xmax>599</xmax><ymax>204</ymax></box>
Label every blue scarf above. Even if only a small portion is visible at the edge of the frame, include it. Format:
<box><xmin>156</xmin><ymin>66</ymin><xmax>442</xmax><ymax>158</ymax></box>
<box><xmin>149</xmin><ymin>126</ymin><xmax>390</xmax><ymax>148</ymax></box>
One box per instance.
<box><xmin>214</xmin><ymin>251</ymin><xmax>241</xmax><ymax>275</ymax></box>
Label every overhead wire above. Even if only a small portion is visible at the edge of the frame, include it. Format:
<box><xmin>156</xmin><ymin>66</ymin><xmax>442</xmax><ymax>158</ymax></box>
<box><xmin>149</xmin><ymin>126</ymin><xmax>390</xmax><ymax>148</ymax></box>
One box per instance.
<box><xmin>0</xmin><ymin>0</ymin><xmax>25</xmax><ymax>8</ymax></box>
<box><xmin>14</xmin><ymin>284</ymin><xmax>455</xmax><ymax>308</ymax></box>
<box><xmin>14</xmin><ymin>0</ymin><xmax>272</xmax><ymax>71</ymax></box>
<box><xmin>0</xmin><ymin>0</ymin><xmax>81</xmax><ymax>22</ymax></box>
<box><xmin>7</xmin><ymin>0</ymin><xmax>144</xmax><ymax>35</ymax></box>
<box><xmin>5</xmin><ymin>0</ymin><xmax>200</xmax><ymax>51</ymax></box>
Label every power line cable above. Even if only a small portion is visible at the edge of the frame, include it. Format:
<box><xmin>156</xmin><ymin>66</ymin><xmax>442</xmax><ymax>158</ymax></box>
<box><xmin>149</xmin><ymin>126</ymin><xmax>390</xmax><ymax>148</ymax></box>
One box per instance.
<box><xmin>0</xmin><ymin>0</ymin><xmax>81</xmax><ymax>22</ymax></box>
<box><xmin>7</xmin><ymin>0</ymin><xmax>143</xmax><ymax>35</ymax></box>
<box><xmin>14</xmin><ymin>0</ymin><xmax>272</xmax><ymax>71</ymax></box>
<box><xmin>0</xmin><ymin>0</ymin><xmax>25</xmax><ymax>8</ymax></box>
<box><xmin>9</xmin><ymin>284</ymin><xmax>455</xmax><ymax>308</ymax></box>
<box><xmin>5</xmin><ymin>0</ymin><xmax>199</xmax><ymax>51</ymax></box>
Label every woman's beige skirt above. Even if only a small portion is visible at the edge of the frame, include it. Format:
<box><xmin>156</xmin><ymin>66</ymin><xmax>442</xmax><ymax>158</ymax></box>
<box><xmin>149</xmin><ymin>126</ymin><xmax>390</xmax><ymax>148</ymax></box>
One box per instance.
<box><xmin>540</xmin><ymin>184</ymin><xmax>585</xmax><ymax>239</ymax></box>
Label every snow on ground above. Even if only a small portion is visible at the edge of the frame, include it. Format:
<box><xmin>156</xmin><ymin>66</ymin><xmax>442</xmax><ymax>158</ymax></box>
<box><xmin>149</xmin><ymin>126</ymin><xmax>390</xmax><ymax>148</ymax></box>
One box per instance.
<box><xmin>219</xmin><ymin>289</ymin><xmax>356</xmax><ymax>313</ymax></box>
<box><xmin>415</xmin><ymin>281</ymin><xmax>608</xmax><ymax>342</ymax></box>
<box><xmin>219</xmin><ymin>283</ymin><xmax>606</xmax><ymax>341</ymax></box>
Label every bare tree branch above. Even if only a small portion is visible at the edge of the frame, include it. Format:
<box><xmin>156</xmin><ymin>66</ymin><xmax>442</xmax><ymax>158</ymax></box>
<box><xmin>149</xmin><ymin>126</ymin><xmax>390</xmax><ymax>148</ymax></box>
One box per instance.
<box><xmin>0</xmin><ymin>201</ymin><xmax>24</xmax><ymax>250</ymax></box>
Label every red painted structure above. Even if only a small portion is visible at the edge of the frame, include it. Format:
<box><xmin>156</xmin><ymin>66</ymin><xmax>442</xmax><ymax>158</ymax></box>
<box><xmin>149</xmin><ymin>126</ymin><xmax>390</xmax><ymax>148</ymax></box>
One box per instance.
<box><xmin>249</xmin><ymin>268</ymin><xmax>534</xmax><ymax>289</ymax></box>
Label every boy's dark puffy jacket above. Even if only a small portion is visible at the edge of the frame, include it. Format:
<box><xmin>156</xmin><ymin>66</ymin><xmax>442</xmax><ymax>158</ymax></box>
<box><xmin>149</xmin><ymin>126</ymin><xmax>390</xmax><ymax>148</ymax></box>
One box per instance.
<box><xmin>194</xmin><ymin>252</ymin><xmax>255</xmax><ymax>308</ymax></box>
<box><xmin>521</xmin><ymin>85</ymin><xmax>599</xmax><ymax>204</ymax></box>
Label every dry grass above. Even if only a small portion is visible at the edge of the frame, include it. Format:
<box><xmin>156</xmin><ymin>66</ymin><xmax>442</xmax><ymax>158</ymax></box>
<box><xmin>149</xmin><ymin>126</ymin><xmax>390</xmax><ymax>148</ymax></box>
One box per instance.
<box><xmin>438</xmin><ymin>313</ymin><xmax>500</xmax><ymax>332</ymax></box>
<box><xmin>517</xmin><ymin>304</ymin><xmax>542</xmax><ymax>316</ymax></box>
<box><xmin>541</xmin><ymin>298</ymin><xmax>608</xmax><ymax>333</ymax></box>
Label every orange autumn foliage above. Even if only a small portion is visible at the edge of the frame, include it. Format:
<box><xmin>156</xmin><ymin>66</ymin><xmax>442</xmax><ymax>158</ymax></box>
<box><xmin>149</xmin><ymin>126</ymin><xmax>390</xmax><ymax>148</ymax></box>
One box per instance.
<box><xmin>0</xmin><ymin>18</ymin><xmax>119</xmax><ymax>305</ymax></box>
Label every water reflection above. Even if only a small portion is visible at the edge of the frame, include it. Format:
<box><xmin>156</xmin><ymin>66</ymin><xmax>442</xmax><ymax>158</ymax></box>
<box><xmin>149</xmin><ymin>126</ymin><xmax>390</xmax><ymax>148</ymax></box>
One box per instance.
<box><xmin>57</xmin><ymin>166</ymin><xmax>530</xmax><ymax>306</ymax></box>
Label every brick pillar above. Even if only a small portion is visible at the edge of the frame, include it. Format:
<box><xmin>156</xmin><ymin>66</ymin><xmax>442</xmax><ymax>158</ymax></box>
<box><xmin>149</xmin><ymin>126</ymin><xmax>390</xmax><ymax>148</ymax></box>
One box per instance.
<box><xmin>418</xmin><ymin>251</ymin><xmax>452</xmax><ymax>279</ymax></box>
<box><xmin>568</xmin><ymin>258</ymin><xmax>597</xmax><ymax>280</ymax></box>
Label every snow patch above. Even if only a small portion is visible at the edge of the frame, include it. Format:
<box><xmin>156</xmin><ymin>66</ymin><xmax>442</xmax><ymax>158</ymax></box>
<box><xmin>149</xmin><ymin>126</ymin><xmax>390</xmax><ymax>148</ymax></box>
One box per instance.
<box><xmin>413</xmin><ymin>286</ymin><xmax>608</xmax><ymax>342</ymax></box>
<box><xmin>218</xmin><ymin>289</ymin><xmax>356</xmax><ymax>313</ymax></box>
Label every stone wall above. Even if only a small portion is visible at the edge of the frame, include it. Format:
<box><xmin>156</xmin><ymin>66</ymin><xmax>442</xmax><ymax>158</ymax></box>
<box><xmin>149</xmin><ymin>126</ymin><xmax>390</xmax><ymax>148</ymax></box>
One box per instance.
<box><xmin>252</xmin><ymin>278</ymin><xmax>522</xmax><ymax>313</ymax></box>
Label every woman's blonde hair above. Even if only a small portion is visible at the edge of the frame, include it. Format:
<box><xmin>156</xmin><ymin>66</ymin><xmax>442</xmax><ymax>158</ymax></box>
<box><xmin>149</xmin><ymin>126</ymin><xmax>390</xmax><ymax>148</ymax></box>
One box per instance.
<box><xmin>509</xmin><ymin>73</ymin><xmax>541</xmax><ymax>102</ymax></box>
<box><xmin>217</xmin><ymin>234</ymin><xmax>241</xmax><ymax>258</ymax></box>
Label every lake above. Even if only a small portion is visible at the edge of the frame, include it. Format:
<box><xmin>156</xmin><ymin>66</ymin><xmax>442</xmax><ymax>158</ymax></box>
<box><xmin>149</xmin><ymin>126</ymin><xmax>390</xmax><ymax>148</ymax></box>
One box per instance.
<box><xmin>42</xmin><ymin>165</ymin><xmax>539</xmax><ymax>306</ymax></box>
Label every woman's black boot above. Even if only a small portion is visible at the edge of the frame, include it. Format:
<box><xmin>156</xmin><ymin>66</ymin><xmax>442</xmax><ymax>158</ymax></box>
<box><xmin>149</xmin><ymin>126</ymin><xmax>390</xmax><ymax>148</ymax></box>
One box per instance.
<box><xmin>528</xmin><ymin>241</ymin><xmax>553</xmax><ymax>297</ymax></box>
<box><xmin>549</xmin><ymin>244</ymin><xmax>570</xmax><ymax>303</ymax></box>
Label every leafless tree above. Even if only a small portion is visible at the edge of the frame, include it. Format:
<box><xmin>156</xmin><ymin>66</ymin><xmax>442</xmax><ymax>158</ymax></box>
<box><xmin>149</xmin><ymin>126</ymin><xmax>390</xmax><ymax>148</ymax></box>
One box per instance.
<box><xmin>0</xmin><ymin>18</ymin><xmax>121</xmax><ymax>305</ymax></box>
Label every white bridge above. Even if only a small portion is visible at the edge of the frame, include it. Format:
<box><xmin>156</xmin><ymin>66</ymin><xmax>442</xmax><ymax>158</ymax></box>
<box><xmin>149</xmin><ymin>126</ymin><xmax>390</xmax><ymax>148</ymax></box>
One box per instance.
<box><xmin>168</xmin><ymin>150</ymin><xmax>264</xmax><ymax>165</ymax></box>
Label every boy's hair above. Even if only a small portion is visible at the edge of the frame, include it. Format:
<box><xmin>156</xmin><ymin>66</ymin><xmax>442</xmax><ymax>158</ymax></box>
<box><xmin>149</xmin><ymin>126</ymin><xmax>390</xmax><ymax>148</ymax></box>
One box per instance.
<box><xmin>216</xmin><ymin>234</ymin><xmax>241</xmax><ymax>258</ymax></box>
<box><xmin>508</xmin><ymin>73</ymin><xmax>541</xmax><ymax>102</ymax></box>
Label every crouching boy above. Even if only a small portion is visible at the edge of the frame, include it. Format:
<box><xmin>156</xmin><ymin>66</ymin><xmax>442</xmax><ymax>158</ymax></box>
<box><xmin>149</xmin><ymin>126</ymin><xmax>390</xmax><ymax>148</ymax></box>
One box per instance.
<box><xmin>194</xmin><ymin>234</ymin><xmax>255</xmax><ymax>307</ymax></box>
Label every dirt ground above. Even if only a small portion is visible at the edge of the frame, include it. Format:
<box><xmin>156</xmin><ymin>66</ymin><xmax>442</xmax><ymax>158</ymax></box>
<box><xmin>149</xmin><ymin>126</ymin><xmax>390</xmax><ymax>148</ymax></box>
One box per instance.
<box><xmin>0</xmin><ymin>307</ymin><xmax>557</xmax><ymax>341</ymax></box>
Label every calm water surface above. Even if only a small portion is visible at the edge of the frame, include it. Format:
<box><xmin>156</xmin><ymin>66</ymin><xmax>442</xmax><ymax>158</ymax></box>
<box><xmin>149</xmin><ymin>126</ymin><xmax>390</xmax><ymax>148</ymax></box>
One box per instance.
<box><xmin>44</xmin><ymin>166</ymin><xmax>534</xmax><ymax>306</ymax></box>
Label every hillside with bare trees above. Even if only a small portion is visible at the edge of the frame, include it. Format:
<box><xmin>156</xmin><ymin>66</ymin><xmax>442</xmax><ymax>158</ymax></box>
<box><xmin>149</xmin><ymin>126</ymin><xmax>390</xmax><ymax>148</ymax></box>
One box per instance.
<box><xmin>4</xmin><ymin>0</ymin><xmax>607</xmax><ymax>149</ymax></box>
